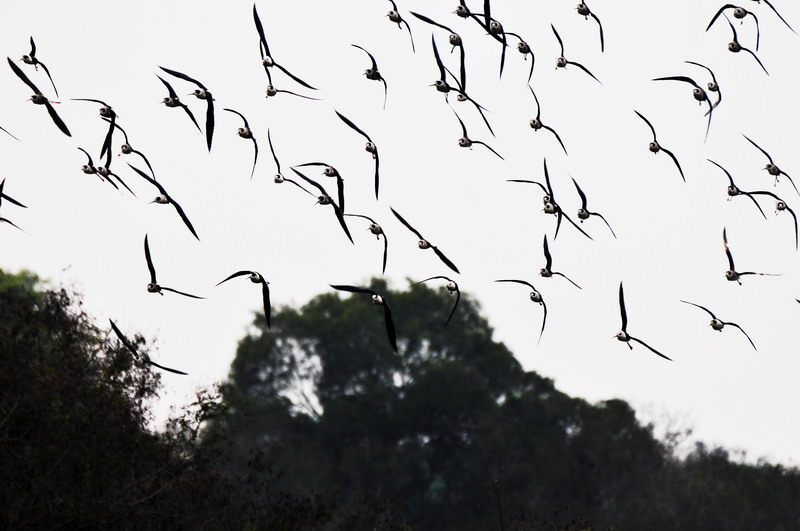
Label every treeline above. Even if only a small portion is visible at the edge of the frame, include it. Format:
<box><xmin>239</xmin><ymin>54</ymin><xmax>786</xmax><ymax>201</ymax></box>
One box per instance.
<box><xmin>2</xmin><ymin>270</ymin><xmax>798</xmax><ymax>530</ymax></box>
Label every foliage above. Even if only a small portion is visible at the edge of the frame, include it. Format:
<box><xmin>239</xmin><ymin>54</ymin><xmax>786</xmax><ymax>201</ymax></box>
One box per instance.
<box><xmin>216</xmin><ymin>277</ymin><xmax>800</xmax><ymax>530</ymax></box>
<box><xmin>0</xmin><ymin>269</ymin><xmax>329</xmax><ymax>530</ymax></box>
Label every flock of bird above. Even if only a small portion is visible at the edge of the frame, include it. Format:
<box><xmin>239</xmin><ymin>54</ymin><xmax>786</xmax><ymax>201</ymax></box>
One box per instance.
<box><xmin>1</xmin><ymin>1</ymin><xmax>798</xmax><ymax>375</ymax></box>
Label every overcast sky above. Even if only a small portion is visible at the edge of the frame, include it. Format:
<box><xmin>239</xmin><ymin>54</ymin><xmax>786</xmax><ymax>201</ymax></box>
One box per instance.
<box><xmin>1</xmin><ymin>0</ymin><xmax>799</xmax><ymax>464</ymax></box>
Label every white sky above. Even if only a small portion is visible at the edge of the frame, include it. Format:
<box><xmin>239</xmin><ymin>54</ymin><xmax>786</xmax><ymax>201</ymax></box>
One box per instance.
<box><xmin>1</xmin><ymin>0</ymin><xmax>799</xmax><ymax>464</ymax></box>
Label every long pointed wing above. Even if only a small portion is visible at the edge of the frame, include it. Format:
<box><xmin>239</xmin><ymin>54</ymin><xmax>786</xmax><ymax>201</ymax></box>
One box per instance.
<box><xmin>725</xmin><ymin>322</ymin><xmax>757</xmax><ymax>351</ymax></box>
<box><xmin>430</xmin><ymin>34</ymin><xmax>447</xmax><ymax>83</ymax></box>
<box><xmin>432</xmin><ymin>245</ymin><xmax>460</xmax><ymax>274</ymax></box>
<box><xmin>267</xmin><ymin>129</ymin><xmax>281</xmax><ymax>174</ymax></box>
<box><xmin>7</xmin><ymin>56</ymin><xmax>41</xmax><ymax>93</ymax></box>
<box><xmin>144</xmin><ymin>234</ymin><xmax>157</xmax><ymax>284</ymax></box>
<box><xmin>390</xmin><ymin>207</ymin><xmax>425</xmax><ymax>240</ymax></box>
<box><xmin>159</xmin><ymin>286</ymin><xmax>205</xmax><ymax>299</ymax></box>
<box><xmin>146</xmin><ymin>359</ymin><xmax>188</xmax><ymax>375</ymax></box>
<box><xmin>410</xmin><ymin>11</ymin><xmax>455</xmax><ymax>34</ymax></box>
<box><xmin>680</xmin><ymin>300</ymin><xmax>716</xmax><ymax>319</ymax></box>
<box><xmin>445</xmin><ymin>287</ymin><xmax>460</xmax><ymax>328</ymax></box>
<box><xmin>495</xmin><ymin>278</ymin><xmax>536</xmax><ymax>291</ymax></box>
<box><xmin>382</xmin><ymin>301</ymin><xmax>398</xmax><ymax>352</ymax></box>
<box><xmin>630</xmin><ymin>336</ymin><xmax>672</xmax><ymax>361</ymax></box>
<box><xmin>741</xmin><ymin>46</ymin><xmax>769</xmax><ymax>75</ymax></box>
<box><xmin>204</xmin><ymin>97</ymin><xmax>215</xmax><ymax>151</ymax></box>
<box><xmin>223</xmin><ymin>107</ymin><xmax>250</xmax><ymax>129</ymax></box>
<box><xmin>538</xmin><ymin>298</ymin><xmax>547</xmax><ymax>345</ymax></box>
<box><xmin>742</xmin><ymin>134</ymin><xmax>773</xmax><ymax>164</ymax></box>
<box><xmin>590</xmin><ymin>212</ymin><xmax>617</xmax><ymax>238</ymax></box>
<box><xmin>472</xmin><ymin>141</ymin><xmax>503</xmax><ymax>160</ymax></box>
<box><xmin>653</xmin><ymin>75</ymin><xmax>704</xmax><ymax>93</ymax></box>
<box><xmin>44</xmin><ymin>100</ymin><xmax>71</xmax><ymax>137</ymax></box>
<box><xmin>566</xmin><ymin>60</ymin><xmax>602</xmax><ymax>84</ymax></box>
<box><xmin>590</xmin><ymin>12</ymin><xmax>604</xmax><ymax>52</ymax></box>
<box><xmin>618</xmin><ymin>282</ymin><xmax>628</xmax><ymax>332</ymax></box>
<box><xmin>216</xmin><ymin>270</ymin><xmax>252</xmax><ymax>286</ymax></box>
<box><xmin>352</xmin><ymin>44</ymin><xmax>378</xmax><ymax>70</ymax></box>
<box><xmin>109</xmin><ymin>319</ymin><xmax>139</xmax><ymax>356</ymax></box>
<box><xmin>252</xmin><ymin>4</ymin><xmax>271</xmax><ymax>58</ymax></box>
<box><xmin>506</xmin><ymin>179</ymin><xmax>549</xmax><ymax>196</ymax></box>
<box><xmin>335</xmin><ymin>110</ymin><xmax>371</xmax><ymax>142</ymax></box>
<box><xmin>661</xmin><ymin>146</ymin><xmax>685</xmax><ymax>182</ymax></box>
<box><xmin>291</xmin><ymin>167</ymin><xmax>326</xmax><ymax>196</ymax></box>
<box><xmin>0</xmin><ymin>125</ymin><xmax>19</xmax><ymax>141</ymax></box>
<box><xmin>180</xmin><ymin>102</ymin><xmax>202</xmax><ymax>133</ymax></box>
<box><xmin>634</xmin><ymin>110</ymin><xmax>657</xmax><ymax>141</ymax></box>
<box><xmin>542</xmin><ymin>125</ymin><xmax>567</xmax><ymax>155</ymax></box>
<box><xmin>559</xmin><ymin>210</ymin><xmax>594</xmax><ymax>241</ymax></box>
<box><xmin>273</xmin><ymin>62</ymin><xmax>317</xmax><ymax>90</ymax></box>
<box><xmin>706</xmin><ymin>5</ymin><xmax>736</xmax><ymax>31</ymax></box>
<box><xmin>169</xmin><ymin>196</ymin><xmax>200</xmax><ymax>241</ymax></box>
<box><xmin>374</xmin><ymin>150</ymin><xmax>380</xmax><ymax>200</ymax></box>
<box><xmin>156</xmin><ymin>74</ymin><xmax>179</xmax><ymax>99</ymax></box>
<box><xmin>100</xmin><ymin>116</ymin><xmax>115</xmax><ymax>159</ymax></box>
<box><xmin>159</xmin><ymin>66</ymin><xmax>207</xmax><ymax>89</ymax></box>
<box><xmin>723</xmin><ymin>227</ymin><xmax>735</xmax><ymax>271</ymax></box>
<box><xmin>261</xmin><ymin>279</ymin><xmax>271</xmax><ymax>328</ymax></box>
<box><xmin>381</xmin><ymin>232</ymin><xmax>388</xmax><ymax>274</ymax></box>
<box><xmin>543</xmin><ymin>234</ymin><xmax>553</xmax><ymax>270</ymax></box>
<box><xmin>571</xmin><ymin>177</ymin><xmax>588</xmax><ymax>210</ymax></box>
<box><xmin>551</xmin><ymin>24</ymin><xmax>565</xmax><ymax>56</ymax></box>
<box><xmin>37</xmin><ymin>61</ymin><xmax>58</xmax><ymax>97</ymax></box>
<box><xmin>330</xmin><ymin>284</ymin><xmax>377</xmax><ymax>296</ymax></box>
<box><xmin>553</xmin><ymin>272</ymin><xmax>582</xmax><ymax>290</ymax></box>
<box><xmin>762</xmin><ymin>0</ymin><xmax>796</xmax><ymax>33</ymax></box>
<box><xmin>330</xmin><ymin>200</ymin><xmax>354</xmax><ymax>244</ymax></box>
<box><xmin>128</xmin><ymin>163</ymin><xmax>167</xmax><ymax>196</ymax></box>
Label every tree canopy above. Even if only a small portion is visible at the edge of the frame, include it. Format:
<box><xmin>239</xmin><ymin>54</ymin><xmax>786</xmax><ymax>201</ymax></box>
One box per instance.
<box><xmin>216</xmin><ymin>277</ymin><xmax>800</xmax><ymax>530</ymax></box>
<box><xmin>3</xmin><ymin>269</ymin><xmax>799</xmax><ymax>530</ymax></box>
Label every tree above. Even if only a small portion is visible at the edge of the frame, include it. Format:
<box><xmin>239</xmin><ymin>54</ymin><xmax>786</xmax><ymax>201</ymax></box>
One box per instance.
<box><xmin>217</xmin><ymin>278</ymin><xmax>800</xmax><ymax>530</ymax></box>
<box><xmin>0</xmin><ymin>269</ymin><xmax>329</xmax><ymax>529</ymax></box>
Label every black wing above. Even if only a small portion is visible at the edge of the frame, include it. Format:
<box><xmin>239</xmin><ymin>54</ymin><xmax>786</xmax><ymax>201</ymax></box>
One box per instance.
<box><xmin>330</xmin><ymin>284</ymin><xmax>378</xmax><ymax>296</ymax></box>
<box><xmin>159</xmin><ymin>286</ymin><xmax>205</xmax><ymax>299</ymax></box>
<box><xmin>618</xmin><ymin>282</ymin><xmax>628</xmax><ymax>332</ymax></box>
<box><xmin>634</xmin><ymin>110</ymin><xmax>657</xmax><ymax>141</ymax></box>
<box><xmin>680</xmin><ymin>300</ymin><xmax>717</xmax><ymax>319</ymax></box>
<box><xmin>8</xmin><ymin>56</ymin><xmax>41</xmax><ymax>93</ymax></box>
<box><xmin>145</xmin><ymin>359</ymin><xmax>189</xmax><ymax>375</ymax></box>
<box><xmin>629</xmin><ymin>336</ymin><xmax>672</xmax><ymax>361</ymax></box>
<box><xmin>432</xmin><ymin>245</ymin><xmax>461</xmax><ymax>275</ymax></box>
<box><xmin>252</xmin><ymin>3</ymin><xmax>271</xmax><ymax>58</ymax></box>
<box><xmin>725</xmin><ymin>321</ymin><xmax>757</xmax><ymax>351</ymax></box>
<box><xmin>742</xmin><ymin>134</ymin><xmax>773</xmax><ymax>164</ymax></box>
<box><xmin>652</xmin><ymin>75</ymin><xmax>702</xmax><ymax>91</ymax></box>
<box><xmin>590</xmin><ymin>12</ymin><xmax>604</xmax><ymax>52</ymax></box>
<box><xmin>495</xmin><ymin>278</ymin><xmax>536</xmax><ymax>291</ymax></box>
<box><xmin>543</xmin><ymin>234</ymin><xmax>553</xmax><ymax>270</ymax></box>
<box><xmin>267</xmin><ymin>129</ymin><xmax>281</xmax><ymax>174</ymax></box>
<box><xmin>723</xmin><ymin>227</ymin><xmax>735</xmax><ymax>271</ymax></box>
<box><xmin>565</xmin><ymin>59</ymin><xmax>602</xmax><ymax>84</ymax></box>
<box><xmin>216</xmin><ymin>270</ymin><xmax>253</xmax><ymax>286</ymax></box>
<box><xmin>260</xmin><ymin>278</ymin><xmax>271</xmax><ymax>328</ymax></box>
<box><xmin>335</xmin><ymin>110</ymin><xmax>371</xmax><ymax>142</ymax></box>
<box><xmin>571</xmin><ymin>177</ymin><xmax>588</xmax><ymax>210</ymax></box>
<box><xmin>144</xmin><ymin>234</ymin><xmax>157</xmax><ymax>284</ymax></box>
<box><xmin>551</xmin><ymin>24</ymin><xmax>565</xmax><ymax>56</ymax></box>
<box><xmin>159</xmin><ymin>66</ymin><xmax>207</xmax><ymax>89</ymax></box>
<box><xmin>128</xmin><ymin>164</ymin><xmax>168</xmax><ymax>196</ymax></box>
<box><xmin>706</xmin><ymin>4</ymin><xmax>737</xmax><ymax>31</ymax></box>
<box><xmin>660</xmin><ymin>146</ymin><xmax>686</xmax><ymax>182</ymax></box>
<box><xmin>109</xmin><ymin>319</ymin><xmax>140</xmax><ymax>356</ymax></box>
<box><xmin>168</xmin><ymin>195</ymin><xmax>201</xmax><ymax>241</ymax></box>
<box><xmin>390</xmin><ymin>207</ymin><xmax>425</xmax><ymax>240</ymax></box>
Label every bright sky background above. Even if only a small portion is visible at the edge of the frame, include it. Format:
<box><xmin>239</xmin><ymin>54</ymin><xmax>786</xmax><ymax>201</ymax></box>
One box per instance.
<box><xmin>2</xmin><ymin>0</ymin><xmax>799</xmax><ymax>464</ymax></box>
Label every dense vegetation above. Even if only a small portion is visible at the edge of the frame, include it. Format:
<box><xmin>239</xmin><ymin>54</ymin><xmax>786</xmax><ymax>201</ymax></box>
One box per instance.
<box><xmin>2</xmin><ymin>270</ymin><xmax>798</xmax><ymax>529</ymax></box>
